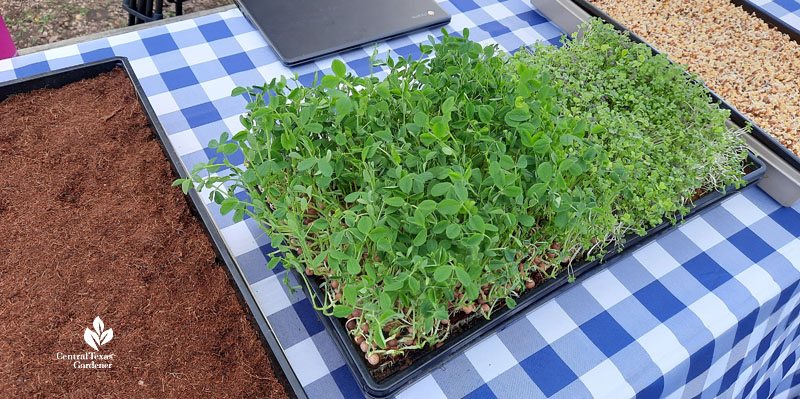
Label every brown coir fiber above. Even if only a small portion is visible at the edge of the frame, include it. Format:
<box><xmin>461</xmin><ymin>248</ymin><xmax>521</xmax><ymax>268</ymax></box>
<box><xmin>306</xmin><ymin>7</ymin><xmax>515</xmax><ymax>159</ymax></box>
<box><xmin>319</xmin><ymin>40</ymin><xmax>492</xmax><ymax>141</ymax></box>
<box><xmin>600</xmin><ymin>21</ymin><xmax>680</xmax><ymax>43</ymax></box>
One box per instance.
<box><xmin>592</xmin><ymin>0</ymin><xmax>800</xmax><ymax>156</ymax></box>
<box><xmin>0</xmin><ymin>68</ymin><xmax>288</xmax><ymax>398</ymax></box>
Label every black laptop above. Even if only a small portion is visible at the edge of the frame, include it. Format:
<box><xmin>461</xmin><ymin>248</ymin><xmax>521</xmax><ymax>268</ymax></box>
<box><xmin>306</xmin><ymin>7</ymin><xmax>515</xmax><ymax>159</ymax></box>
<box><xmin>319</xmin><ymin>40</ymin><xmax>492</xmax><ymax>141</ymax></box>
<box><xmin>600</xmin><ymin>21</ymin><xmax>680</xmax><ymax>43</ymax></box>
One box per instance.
<box><xmin>235</xmin><ymin>0</ymin><xmax>451</xmax><ymax>66</ymax></box>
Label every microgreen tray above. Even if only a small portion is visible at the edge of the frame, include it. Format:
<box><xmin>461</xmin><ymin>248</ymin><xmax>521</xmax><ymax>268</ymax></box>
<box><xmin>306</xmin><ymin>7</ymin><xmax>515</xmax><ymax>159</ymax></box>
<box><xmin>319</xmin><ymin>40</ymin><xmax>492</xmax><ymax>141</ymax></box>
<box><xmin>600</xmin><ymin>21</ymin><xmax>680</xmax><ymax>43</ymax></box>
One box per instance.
<box><xmin>567</xmin><ymin>0</ymin><xmax>800</xmax><ymax>175</ymax></box>
<box><xmin>0</xmin><ymin>57</ymin><xmax>303</xmax><ymax>398</ymax></box>
<box><xmin>293</xmin><ymin>151</ymin><xmax>765</xmax><ymax>398</ymax></box>
<box><xmin>560</xmin><ymin>0</ymin><xmax>800</xmax><ymax>205</ymax></box>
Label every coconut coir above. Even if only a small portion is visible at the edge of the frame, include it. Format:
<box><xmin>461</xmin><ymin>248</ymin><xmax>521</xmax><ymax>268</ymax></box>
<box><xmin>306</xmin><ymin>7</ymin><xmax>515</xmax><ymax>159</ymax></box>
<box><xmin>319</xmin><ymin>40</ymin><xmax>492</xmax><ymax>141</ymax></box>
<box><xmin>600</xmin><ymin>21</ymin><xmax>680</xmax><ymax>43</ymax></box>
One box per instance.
<box><xmin>0</xmin><ymin>68</ymin><xmax>289</xmax><ymax>398</ymax></box>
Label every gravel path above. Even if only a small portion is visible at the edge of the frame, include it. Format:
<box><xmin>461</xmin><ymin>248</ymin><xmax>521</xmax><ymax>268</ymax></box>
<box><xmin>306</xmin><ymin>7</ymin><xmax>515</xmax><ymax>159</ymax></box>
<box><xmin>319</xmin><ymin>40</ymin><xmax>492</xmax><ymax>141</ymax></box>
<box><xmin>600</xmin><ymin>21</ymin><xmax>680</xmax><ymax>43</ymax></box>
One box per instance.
<box><xmin>1</xmin><ymin>0</ymin><xmax>231</xmax><ymax>49</ymax></box>
<box><xmin>592</xmin><ymin>0</ymin><xmax>800</xmax><ymax>157</ymax></box>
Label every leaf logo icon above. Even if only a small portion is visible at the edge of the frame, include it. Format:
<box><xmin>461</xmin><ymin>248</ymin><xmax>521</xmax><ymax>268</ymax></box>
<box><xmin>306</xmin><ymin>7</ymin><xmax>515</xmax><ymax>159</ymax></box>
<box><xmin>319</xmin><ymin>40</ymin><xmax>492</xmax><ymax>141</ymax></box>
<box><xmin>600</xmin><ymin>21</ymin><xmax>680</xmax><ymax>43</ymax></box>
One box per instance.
<box><xmin>84</xmin><ymin>316</ymin><xmax>113</xmax><ymax>350</ymax></box>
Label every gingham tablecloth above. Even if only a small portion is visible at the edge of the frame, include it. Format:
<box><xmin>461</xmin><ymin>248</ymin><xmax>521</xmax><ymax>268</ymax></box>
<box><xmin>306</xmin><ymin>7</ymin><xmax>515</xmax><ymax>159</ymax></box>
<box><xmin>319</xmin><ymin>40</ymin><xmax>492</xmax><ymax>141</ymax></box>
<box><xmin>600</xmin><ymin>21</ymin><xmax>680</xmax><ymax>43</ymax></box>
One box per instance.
<box><xmin>745</xmin><ymin>0</ymin><xmax>800</xmax><ymax>30</ymax></box>
<box><xmin>2</xmin><ymin>1</ymin><xmax>800</xmax><ymax>398</ymax></box>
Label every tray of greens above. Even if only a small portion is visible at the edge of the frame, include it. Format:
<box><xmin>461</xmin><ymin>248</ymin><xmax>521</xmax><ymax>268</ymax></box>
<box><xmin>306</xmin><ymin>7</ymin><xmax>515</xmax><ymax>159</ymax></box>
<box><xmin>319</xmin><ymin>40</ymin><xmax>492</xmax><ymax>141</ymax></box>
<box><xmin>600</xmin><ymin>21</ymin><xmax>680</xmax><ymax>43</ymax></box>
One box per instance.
<box><xmin>177</xmin><ymin>19</ymin><xmax>765</xmax><ymax>397</ymax></box>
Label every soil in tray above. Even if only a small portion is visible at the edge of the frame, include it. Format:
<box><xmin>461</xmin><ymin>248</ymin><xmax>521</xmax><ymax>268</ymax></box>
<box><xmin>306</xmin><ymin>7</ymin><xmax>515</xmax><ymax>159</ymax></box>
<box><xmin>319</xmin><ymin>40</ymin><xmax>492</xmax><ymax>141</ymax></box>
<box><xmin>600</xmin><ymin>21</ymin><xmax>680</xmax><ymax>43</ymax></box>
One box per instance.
<box><xmin>0</xmin><ymin>68</ymin><xmax>287</xmax><ymax>398</ymax></box>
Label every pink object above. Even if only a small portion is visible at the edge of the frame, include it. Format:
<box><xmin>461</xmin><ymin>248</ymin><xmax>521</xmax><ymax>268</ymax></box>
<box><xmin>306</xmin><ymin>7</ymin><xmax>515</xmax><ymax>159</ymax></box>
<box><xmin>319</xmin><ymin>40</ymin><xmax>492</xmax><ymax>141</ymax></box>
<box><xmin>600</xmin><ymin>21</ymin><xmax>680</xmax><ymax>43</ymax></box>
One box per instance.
<box><xmin>0</xmin><ymin>13</ymin><xmax>18</xmax><ymax>60</ymax></box>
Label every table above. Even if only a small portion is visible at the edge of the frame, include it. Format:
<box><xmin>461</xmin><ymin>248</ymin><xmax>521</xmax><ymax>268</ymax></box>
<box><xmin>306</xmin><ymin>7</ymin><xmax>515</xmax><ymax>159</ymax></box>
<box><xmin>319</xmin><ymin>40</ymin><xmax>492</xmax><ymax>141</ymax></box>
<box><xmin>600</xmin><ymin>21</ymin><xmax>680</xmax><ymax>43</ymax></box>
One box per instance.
<box><xmin>2</xmin><ymin>1</ymin><xmax>800</xmax><ymax>398</ymax></box>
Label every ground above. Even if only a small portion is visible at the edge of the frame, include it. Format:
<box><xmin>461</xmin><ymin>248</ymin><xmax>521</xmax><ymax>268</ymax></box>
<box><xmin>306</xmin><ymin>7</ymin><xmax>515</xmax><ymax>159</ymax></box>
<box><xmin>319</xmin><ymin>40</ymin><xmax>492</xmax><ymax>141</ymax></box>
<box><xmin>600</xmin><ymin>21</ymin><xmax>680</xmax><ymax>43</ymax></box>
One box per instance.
<box><xmin>0</xmin><ymin>0</ymin><xmax>231</xmax><ymax>49</ymax></box>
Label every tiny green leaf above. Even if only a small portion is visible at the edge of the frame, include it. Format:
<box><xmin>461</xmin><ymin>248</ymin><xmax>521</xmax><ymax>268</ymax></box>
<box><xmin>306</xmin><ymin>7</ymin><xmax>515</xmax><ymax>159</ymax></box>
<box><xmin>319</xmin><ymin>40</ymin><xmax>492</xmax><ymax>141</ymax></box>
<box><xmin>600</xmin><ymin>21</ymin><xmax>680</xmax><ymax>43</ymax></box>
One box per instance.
<box><xmin>220</xmin><ymin>197</ymin><xmax>239</xmax><ymax>215</ymax></box>
<box><xmin>332</xmin><ymin>59</ymin><xmax>347</xmax><ymax>78</ymax></box>
<box><xmin>333</xmin><ymin>305</ymin><xmax>354</xmax><ymax>318</ymax></box>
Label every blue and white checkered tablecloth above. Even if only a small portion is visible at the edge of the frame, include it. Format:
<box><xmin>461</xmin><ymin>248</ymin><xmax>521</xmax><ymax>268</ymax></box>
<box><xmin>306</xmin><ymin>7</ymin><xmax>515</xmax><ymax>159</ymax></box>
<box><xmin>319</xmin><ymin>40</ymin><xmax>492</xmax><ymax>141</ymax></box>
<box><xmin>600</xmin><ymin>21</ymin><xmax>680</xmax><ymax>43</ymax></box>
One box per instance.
<box><xmin>2</xmin><ymin>1</ymin><xmax>800</xmax><ymax>398</ymax></box>
<box><xmin>745</xmin><ymin>0</ymin><xmax>800</xmax><ymax>30</ymax></box>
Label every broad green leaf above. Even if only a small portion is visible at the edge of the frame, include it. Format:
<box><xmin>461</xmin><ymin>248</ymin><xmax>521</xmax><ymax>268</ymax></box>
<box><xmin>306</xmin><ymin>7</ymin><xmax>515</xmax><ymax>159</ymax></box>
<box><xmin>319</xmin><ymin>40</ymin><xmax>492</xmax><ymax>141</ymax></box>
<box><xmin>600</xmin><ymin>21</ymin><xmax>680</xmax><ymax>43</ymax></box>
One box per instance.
<box><xmin>518</xmin><ymin>214</ymin><xmax>535</xmax><ymax>227</ymax></box>
<box><xmin>384</xmin><ymin>278</ymin><xmax>405</xmax><ymax>291</ymax></box>
<box><xmin>467</xmin><ymin>215</ymin><xmax>485</xmax><ymax>233</ymax></box>
<box><xmin>420</xmin><ymin>133</ymin><xmax>437</xmax><ymax>146</ymax></box>
<box><xmin>505</xmin><ymin>108</ymin><xmax>530</xmax><ymax>122</ymax></box>
<box><xmin>344</xmin><ymin>192</ymin><xmax>361</xmax><ymax>202</ymax></box>
<box><xmin>455</xmin><ymin>267</ymin><xmax>472</xmax><ymax>286</ymax></box>
<box><xmin>502</xmin><ymin>186</ymin><xmax>522</xmax><ymax>197</ymax></box>
<box><xmin>220</xmin><ymin>197</ymin><xmax>239</xmax><ymax>215</ymax></box>
<box><xmin>343</xmin><ymin>285</ymin><xmax>357</xmax><ymax>305</ymax></box>
<box><xmin>399</xmin><ymin>175</ymin><xmax>413</xmax><ymax>194</ymax></box>
<box><xmin>346</xmin><ymin>258</ymin><xmax>361</xmax><ymax>275</ymax></box>
<box><xmin>374</xmin><ymin>130</ymin><xmax>393</xmax><ymax>143</ymax></box>
<box><xmin>357</xmin><ymin>217</ymin><xmax>374</xmax><ymax>235</ymax></box>
<box><xmin>220</xmin><ymin>142</ymin><xmax>239</xmax><ymax>155</ymax></box>
<box><xmin>537</xmin><ymin>162</ymin><xmax>553</xmax><ymax>183</ymax></box>
<box><xmin>379</xmin><ymin>292</ymin><xmax>392</xmax><ymax>311</ymax></box>
<box><xmin>559</xmin><ymin>158</ymin><xmax>576</xmax><ymax>174</ymax></box>
<box><xmin>478</xmin><ymin>105</ymin><xmax>493</xmax><ymax>123</ymax></box>
<box><xmin>267</xmin><ymin>257</ymin><xmax>281</xmax><ymax>270</ymax></box>
<box><xmin>555</xmin><ymin>211</ymin><xmax>568</xmax><ymax>228</ymax></box>
<box><xmin>464</xmin><ymin>233</ymin><xmax>483</xmax><ymax>247</ymax></box>
<box><xmin>433</xmin><ymin>266</ymin><xmax>452</xmax><ymax>282</ymax></box>
<box><xmin>414</xmin><ymin>112</ymin><xmax>429</xmax><ymax>127</ymax></box>
<box><xmin>368</xmin><ymin>226</ymin><xmax>391</xmax><ymax>242</ymax></box>
<box><xmin>431</xmin><ymin>182</ymin><xmax>453</xmax><ymax>197</ymax></box>
<box><xmin>280</xmin><ymin>132</ymin><xmax>296</xmax><ymax>150</ymax></box>
<box><xmin>454</xmin><ymin>182</ymin><xmax>468</xmax><ymax>201</ymax></box>
<box><xmin>306</xmin><ymin>123</ymin><xmax>324</xmax><ymax>134</ymax></box>
<box><xmin>418</xmin><ymin>199</ymin><xmax>437</xmax><ymax>215</ymax></box>
<box><xmin>446</xmin><ymin>224</ymin><xmax>460</xmax><ymax>239</ymax></box>
<box><xmin>311</xmin><ymin>219</ymin><xmax>329</xmax><ymax>230</ymax></box>
<box><xmin>375</xmin><ymin>83</ymin><xmax>391</xmax><ymax>99</ymax></box>
<box><xmin>333</xmin><ymin>305</ymin><xmax>354</xmax><ymax>318</ymax></box>
<box><xmin>506</xmin><ymin>297</ymin><xmax>517</xmax><ymax>309</ymax></box>
<box><xmin>408</xmin><ymin>276</ymin><xmax>420</xmax><ymax>294</ymax></box>
<box><xmin>532</xmin><ymin>138</ymin><xmax>550</xmax><ymax>154</ymax></box>
<box><xmin>320</xmin><ymin>74</ymin><xmax>339</xmax><ymax>88</ymax></box>
<box><xmin>331</xmin><ymin>59</ymin><xmax>347</xmax><ymax>78</ymax></box>
<box><xmin>437</xmin><ymin>199</ymin><xmax>461</xmax><ymax>215</ymax></box>
<box><xmin>384</xmin><ymin>197</ymin><xmax>405</xmax><ymax>207</ymax></box>
<box><xmin>180</xmin><ymin>179</ymin><xmax>191</xmax><ymax>193</ymax></box>
<box><xmin>335</xmin><ymin>97</ymin><xmax>353</xmax><ymax>115</ymax></box>
<box><xmin>413</xmin><ymin>228</ymin><xmax>427</xmax><ymax>247</ymax></box>
<box><xmin>297</xmin><ymin>158</ymin><xmax>317</xmax><ymax>171</ymax></box>
<box><xmin>432</xmin><ymin>220</ymin><xmax>448</xmax><ymax>234</ymax></box>
<box><xmin>317</xmin><ymin>159</ymin><xmax>333</xmax><ymax>176</ymax></box>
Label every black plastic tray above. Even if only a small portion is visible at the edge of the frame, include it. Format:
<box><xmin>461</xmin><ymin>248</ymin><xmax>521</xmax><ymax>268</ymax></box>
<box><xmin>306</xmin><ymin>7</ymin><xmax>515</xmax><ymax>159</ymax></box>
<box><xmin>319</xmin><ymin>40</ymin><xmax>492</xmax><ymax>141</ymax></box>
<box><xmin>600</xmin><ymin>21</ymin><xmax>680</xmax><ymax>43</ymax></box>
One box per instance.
<box><xmin>290</xmin><ymin>5</ymin><xmax>772</xmax><ymax>396</ymax></box>
<box><xmin>296</xmin><ymin>2</ymin><xmax>785</xmax><ymax>395</ymax></box>
<box><xmin>294</xmin><ymin>160</ymin><xmax>765</xmax><ymax>396</ymax></box>
<box><xmin>0</xmin><ymin>57</ymin><xmax>306</xmax><ymax>399</ymax></box>
<box><xmin>571</xmin><ymin>0</ymin><xmax>800</xmax><ymax>173</ymax></box>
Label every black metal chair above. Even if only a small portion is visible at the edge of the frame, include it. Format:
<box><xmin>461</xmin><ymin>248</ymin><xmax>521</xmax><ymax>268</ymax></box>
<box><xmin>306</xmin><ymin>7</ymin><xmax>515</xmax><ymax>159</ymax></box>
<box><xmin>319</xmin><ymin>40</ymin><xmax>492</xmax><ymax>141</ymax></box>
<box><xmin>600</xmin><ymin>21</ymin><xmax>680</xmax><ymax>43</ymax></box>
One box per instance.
<box><xmin>123</xmin><ymin>0</ymin><xmax>185</xmax><ymax>25</ymax></box>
